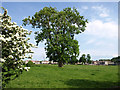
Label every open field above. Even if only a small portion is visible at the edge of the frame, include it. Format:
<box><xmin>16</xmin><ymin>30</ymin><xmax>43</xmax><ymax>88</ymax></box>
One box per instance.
<box><xmin>5</xmin><ymin>65</ymin><xmax>118</xmax><ymax>88</ymax></box>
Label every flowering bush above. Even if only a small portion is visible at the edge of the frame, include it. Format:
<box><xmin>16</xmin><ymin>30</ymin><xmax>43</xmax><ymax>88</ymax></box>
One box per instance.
<box><xmin>0</xmin><ymin>8</ymin><xmax>36</xmax><ymax>88</ymax></box>
<box><xmin>24</xmin><ymin>67</ymin><xmax>30</xmax><ymax>71</ymax></box>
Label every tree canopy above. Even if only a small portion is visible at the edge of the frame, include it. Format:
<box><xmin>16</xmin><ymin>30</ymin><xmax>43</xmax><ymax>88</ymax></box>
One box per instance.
<box><xmin>79</xmin><ymin>54</ymin><xmax>86</xmax><ymax>64</ymax></box>
<box><xmin>111</xmin><ymin>56</ymin><xmax>120</xmax><ymax>64</ymax></box>
<box><xmin>86</xmin><ymin>54</ymin><xmax>91</xmax><ymax>64</ymax></box>
<box><xmin>79</xmin><ymin>54</ymin><xmax>92</xmax><ymax>64</ymax></box>
<box><xmin>23</xmin><ymin>7</ymin><xmax>88</xmax><ymax>67</ymax></box>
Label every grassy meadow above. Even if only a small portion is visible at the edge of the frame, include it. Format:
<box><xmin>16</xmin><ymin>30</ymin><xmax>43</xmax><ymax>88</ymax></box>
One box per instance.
<box><xmin>5</xmin><ymin>64</ymin><xmax>118</xmax><ymax>88</ymax></box>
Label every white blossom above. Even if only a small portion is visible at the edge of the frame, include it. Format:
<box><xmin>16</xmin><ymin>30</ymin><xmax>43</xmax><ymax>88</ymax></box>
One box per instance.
<box><xmin>14</xmin><ymin>62</ymin><xmax>17</xmax><ymax>64</ymax></box>
<box><xmin>14</xmin><ymin>42</ymin><xmax>17</xmax><ymax>45</ymax></box>
<box><xmin>24</xmin><ymin>67</ymin><xmax>30</xmax><ymax>71</ymax></box>
<box><xmin>28</xmin><ymin>55</ymin><xmax>33</xmax><ymax>58</ymax></box>
<box><xmin>13</xmin><ymin>22</ymin><xmax>17</xmax><ymax>25</ymax></box>
<box><xmin>0</xmin><ymin>37</ymin><xmax>5</xmax><ymax>41</ymax></box>
<box><xmin>19</xmin><ymin>56</ymin><xmax>22</xmax><ymax>59</ymax></box>
<box><xmin>6</xmin><ymin>37</ymin><xmax>11</xmax><ymax>41</ymax></box>
<box><xmin>8</xmin><ymin>55</ymin><xmax>14</xmax><ymax>59</ymax></box>
<box><xmin>14</xmin><ymin>33</ymin><xmax>19</xmax><ymax>37</ymax></box>
<box><xmin>25</xmin><ymin>49</ymin><xmax>30</xmax><ymax>52</ymax></box>
<box><xmin>19</xmin><ymin>50</ymin><xmax>23</xmax><ymax>53</ymax></box>
<box><xmin>0</xmin><ymin>58</ymin><xmax>5</xmax><ymax>62</ymax></box>
<box><xmin>19</xmin><ymin>67</ymin><xmax>23</xmax><ymax>70</ymax></box>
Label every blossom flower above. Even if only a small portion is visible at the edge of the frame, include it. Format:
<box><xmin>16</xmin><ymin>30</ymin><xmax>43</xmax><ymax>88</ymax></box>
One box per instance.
<box><xmin>24</xmin><ymin>67</ymin><xmax>30</xmax><ymax>71</ymax></box>
<box><xmin>8</xmin><ymin>55</ymin><xmax>14</xmax><ymax>59</ymax></box>
<box><xmin>5</xmin><ymin>37</ymin><xmax>11</xmax><ymax>41</ymax></box>
<box><xmin>14</xmin><ymin>42</ymin><xmax>17</xmax><ymax>45</ymax></box>
<box><xmin>0</xmin><ymin>58</ymin><xmax>5</xmax><ymax>62</ymax></box>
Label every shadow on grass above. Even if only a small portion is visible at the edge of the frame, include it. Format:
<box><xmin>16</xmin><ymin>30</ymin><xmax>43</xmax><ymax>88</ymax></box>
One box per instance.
<box><xmin>65</xmin><ymin>79</ymin><xmax>119</xmax><ymax>88</ymax></box>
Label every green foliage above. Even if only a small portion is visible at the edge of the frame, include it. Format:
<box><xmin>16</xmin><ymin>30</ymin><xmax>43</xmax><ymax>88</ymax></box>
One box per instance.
<box><xmin>86</xmin><ymin>54</ymin><xmax>92</xmax><ymax>64</ymax></box>
<box><xmin>26</xmin><ymin>61</ymin><xmax>35</xmax><ymax>67</ymax></box>
<box><xmin>99</xmin><ymin>59</ymin><xmax>111</xmax><ymax>61</ymax></box>
<box><xmin>79</xmin><ymin>54</ymin><xmax>86</xmax><ymax>64</ymax></box>
<box><xmin>111</xmin><ymin>56</ymin><xmax>120</xmax><ymax>64</ymax></box>
<box><xmin>23</xmin><ymin>7</ymin><xmax>88</xmax><ymax>67</ymax></box>
<box><xmin>79</xmin><ymin>54</ymin><xmax>92</xmax><ymax>64</ymax></box>
<box><xmin>23</xmin><ymin>61</ymin><xmax>26</xmax><ymax>65</ymax></box>
<box><xmin>69</xmin><ymin>56</ymin><xmax>78</xmax><ymax>65</ymax></box>
<box><xmin>40</xmin><ymin>61</ymin><xmax>42</xmax><ymax>64</ymax></box>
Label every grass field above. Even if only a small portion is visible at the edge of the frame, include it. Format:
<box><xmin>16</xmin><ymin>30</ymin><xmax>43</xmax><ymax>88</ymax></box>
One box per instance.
<box><xmin>5</xmin><ymin>64</ymin><xmax>118</xmax><ymax>88</ymax></box>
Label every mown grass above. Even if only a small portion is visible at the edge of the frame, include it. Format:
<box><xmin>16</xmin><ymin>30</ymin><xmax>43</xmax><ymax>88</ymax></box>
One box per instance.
<box><xmin>5</xmin><ymin>64</ymin><xmax>118</xmax><ymax>88</ymax></box>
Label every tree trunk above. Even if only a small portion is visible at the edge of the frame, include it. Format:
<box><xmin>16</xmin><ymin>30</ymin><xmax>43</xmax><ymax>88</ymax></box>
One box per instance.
<box><xmin>58</xmin><ymin>60</ymin><xmax>63</xmax><ymax>67</ymax></box>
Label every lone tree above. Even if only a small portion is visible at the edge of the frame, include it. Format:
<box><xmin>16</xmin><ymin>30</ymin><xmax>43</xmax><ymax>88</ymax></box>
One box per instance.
<box><xmin>23</xmin><ymin>7</ymin><xmax>88</xmax><ymax>67</ymax></box>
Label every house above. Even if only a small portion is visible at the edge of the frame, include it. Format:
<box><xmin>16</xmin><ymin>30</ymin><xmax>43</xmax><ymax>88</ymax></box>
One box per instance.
<box><xmin>108</xmin><ymin>61</ymin><xmax>115</xmax><ymax>65</ymax></box>
<box><xmin>25</xmin><ymin>60</ymin><xmax>40</xmax><ymax>64</ymax></box>
<box><xmin>25</xmin><ymin>60</ymin><xmax>58</xmax><ymax>64</ymax></box>
<box><xmin>50</xmin><ymin>61</ymin><xmax>58</xmax><ymax>64</ymax></box>
<box><xmin>92</xmin><ymin>61</ymin><xmax>98</xmax><ymax>65</ymax></box>
<box><xmin>32</xmin><ymin>61</ymin><xmax>40</xmax><ymax>64</ymax></box>
<box><xmin>42</xmin><ymin>60</ymin><xmax>49</xmax><ymax>64</ymax></box>
<box><xmin>92</xmin><ymin>61</ymin><xmax>114</xmax><ymax>65</ymax></box>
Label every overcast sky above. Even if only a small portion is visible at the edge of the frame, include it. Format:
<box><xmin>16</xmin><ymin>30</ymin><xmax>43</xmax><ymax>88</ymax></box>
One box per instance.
<box><xmin>1</xmin><ymin>2</ymin><xmax>118</xmax><ymax>61</ymax></box>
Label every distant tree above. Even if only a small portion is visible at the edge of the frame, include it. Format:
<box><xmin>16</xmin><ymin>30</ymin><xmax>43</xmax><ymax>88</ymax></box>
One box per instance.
<box><xmin>79</xmin><ymin>56</ymin><xmax>82</xmax><ymax>63</ymax></box>
<box><xmin>26</xmin><ymin>61</ymin><xmax>35</xmax><ymax>67</ymax></box>
<box><xmin>69</xmin><ymin>56</ymin><xmax>78</xmax><ymax>65</ymax></box>
<box><xmin>86</xmin><ymin>54</ymin><xmax>91</xmax><ymax>64</ymax></box>
<box><xmin>79</xmin><ymin>54</ymin><xmax>86</xmax><ymax>64</ymax></box>
<box><xmin>99</xmin><ymin>59</ymin><xmax>111</xmax><ymax>61</ymax></box>
<box><xmin>40</xmin><ymin>61</ymin><xmax>42</xmax><ymax>64</ymax></box>
<box><xmin>111</xmin><ymin>56</ymin><xmax>120</xmax><ymax>64</ymax></box>
<box><xmin>22</xmin><ymin>7</ymin><xmax>88</xmax><ymax>67</ymax></box>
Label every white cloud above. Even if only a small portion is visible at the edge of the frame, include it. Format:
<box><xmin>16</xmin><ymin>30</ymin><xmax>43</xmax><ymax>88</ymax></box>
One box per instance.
<box><xmin>105</xmin><ymin>18</ymin><xmax>113</xmax><ymax>22</ymax></box>
<box><xmin>80</xmin><ymin>49</ymin><xmax>117</xmax><ymax>59</ymax></box>
<box><xmin>112</xmin><ymin>54</ymin><xmax>118</xmax><ymax>57</ymax></box>
<box><xmin>85</xmin><ymin>20</ymin><xmax>118</xmax><ymax>38</ymax></box>
<box><xmin>99</xmin><ymin>13</ymin><xmax>109</xmax><ymax>17</ymax></box>
<box><xmin>77</xmin><ymin>6</ymin><xmax>88</xmax><ymax>14</ymax></box>
<box><xmin>92</xmin><ymin>5</ymin><xmax>109</xmax><ymax>18</ymax></box>
<box><xmin>95</xmin><ymin>41</ymin><xmax>105</xmax><ymax>46</ymax></box>
<box><xmin>81</xmin><ymin>6</ymin><xmax>88</xmax><ymax>10</ymax></box>
<box><xmin>31</xmin><ymin>47</ymin><xmax>48</xmax><ymax>60</ymax></box>
<box><xmin>86</xmin><ymin>39</ymin><xmax>95</xmax><ymax>44</ymax></box>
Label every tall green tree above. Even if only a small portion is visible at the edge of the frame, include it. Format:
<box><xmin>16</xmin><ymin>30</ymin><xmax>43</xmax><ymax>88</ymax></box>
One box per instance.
<box><xmin>86</xmin><ymin>54</ymin><xmax>91</xmax><ymax>64</ymax></box>
<box><xmin>79</xmin><ymin>54</ymin><xmax>86</xmax><ymax>64</ymax></box>
<box><xmin>22</xmin><ymin>7</ymin><xmax>88</xmax><ymax>67</ymax></box>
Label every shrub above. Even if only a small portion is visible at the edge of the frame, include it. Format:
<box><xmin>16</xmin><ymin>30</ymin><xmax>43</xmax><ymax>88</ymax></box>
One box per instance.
<box><xmin>26</xmin><ymin>61</ymin><xmax>35</xmax><ymax>67</ymax></box>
